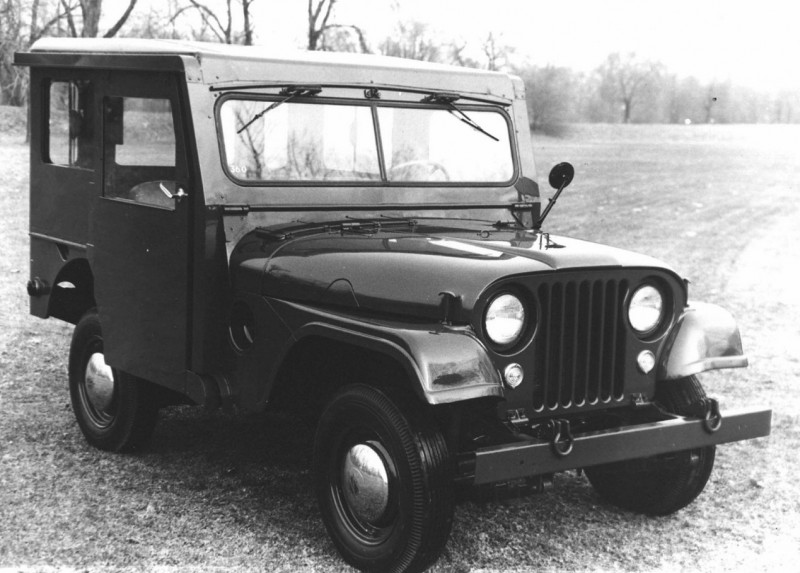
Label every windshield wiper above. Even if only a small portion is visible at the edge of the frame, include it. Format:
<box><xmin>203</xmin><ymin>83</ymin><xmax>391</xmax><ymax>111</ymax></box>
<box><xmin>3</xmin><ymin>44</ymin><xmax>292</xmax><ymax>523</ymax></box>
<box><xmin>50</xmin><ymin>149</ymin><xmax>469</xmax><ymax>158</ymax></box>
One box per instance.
<box><xmin>421</xmin><ymin>92</ymin><xmax>499</xmax><ymax>142</ymax></box>
<box><xmin>236</xmin><ymin>86</ymin><xmax>321</xmax><ymax>134</ymax></box>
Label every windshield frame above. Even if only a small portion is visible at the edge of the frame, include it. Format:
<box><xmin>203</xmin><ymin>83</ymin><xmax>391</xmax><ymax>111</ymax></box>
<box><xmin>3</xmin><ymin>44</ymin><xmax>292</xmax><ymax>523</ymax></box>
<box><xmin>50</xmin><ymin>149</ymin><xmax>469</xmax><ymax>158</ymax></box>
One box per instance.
<box><xmin>214</xmin><ymin>91</ymin><xmax>519</xmax><ymax>188</ymax></box>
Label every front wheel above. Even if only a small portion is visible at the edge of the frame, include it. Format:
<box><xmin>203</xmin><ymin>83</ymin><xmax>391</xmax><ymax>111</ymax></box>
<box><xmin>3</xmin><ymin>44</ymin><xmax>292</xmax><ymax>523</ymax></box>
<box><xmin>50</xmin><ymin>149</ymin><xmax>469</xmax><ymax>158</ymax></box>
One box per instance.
<box><xmin>313</xmin><ymin>385</ymin><xmax>454</xmax><ymax>573</ymax></box>
<box><xmin>585</xmin><ymin>375</ymin><xmax>716</xmax><ymax>516</ymax></box>
<box><xmin>68</xmin><ymin>309</ymin><xmax>159</xmax><ymax>451</ymax></box>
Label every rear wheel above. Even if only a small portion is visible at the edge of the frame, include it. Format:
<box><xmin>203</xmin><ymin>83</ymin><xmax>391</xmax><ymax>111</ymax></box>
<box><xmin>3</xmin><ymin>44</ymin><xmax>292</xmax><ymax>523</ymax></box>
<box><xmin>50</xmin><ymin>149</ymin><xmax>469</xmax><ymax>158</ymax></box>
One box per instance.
<box><xmin>585</xmin><ymin>375</ymin><xmax>716</xmax><ymax>515</ymax></box>
<box><xmin>313</xmin><ymin>385</ymin><xmax>454</xmax><ymax>573</ymax></box>
<box><xmin>68</xmin><ymin>309</ymin><xmax>159</xmax><ymax>451</ymax></box>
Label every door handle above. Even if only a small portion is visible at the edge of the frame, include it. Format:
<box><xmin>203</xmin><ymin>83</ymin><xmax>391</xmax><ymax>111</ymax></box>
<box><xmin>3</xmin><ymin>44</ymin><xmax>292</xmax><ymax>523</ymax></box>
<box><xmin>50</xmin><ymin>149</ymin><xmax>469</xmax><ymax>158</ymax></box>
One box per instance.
<box><xmin>159</xmin><ymin>182</ymin><xmax>188</xmax><ymax>202</ymax></box>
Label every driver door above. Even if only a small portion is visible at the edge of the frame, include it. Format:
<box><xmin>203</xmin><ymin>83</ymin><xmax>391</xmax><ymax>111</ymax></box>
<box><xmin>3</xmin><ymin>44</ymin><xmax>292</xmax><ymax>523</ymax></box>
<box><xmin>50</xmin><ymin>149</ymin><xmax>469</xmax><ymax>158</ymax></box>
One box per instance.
<box><xmin>89</xmin><ymin>71</ymin><xmax>192</xmax><ymax>391</ymax></box>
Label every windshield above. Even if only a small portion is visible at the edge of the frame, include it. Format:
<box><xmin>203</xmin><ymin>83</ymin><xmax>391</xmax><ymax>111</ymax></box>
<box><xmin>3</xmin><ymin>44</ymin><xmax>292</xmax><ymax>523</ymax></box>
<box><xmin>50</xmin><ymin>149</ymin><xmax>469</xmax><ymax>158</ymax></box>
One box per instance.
<box><xmin>218</xmin><ymin>97</ymin><xmax>515</xmax><ymax>184</ymax></box>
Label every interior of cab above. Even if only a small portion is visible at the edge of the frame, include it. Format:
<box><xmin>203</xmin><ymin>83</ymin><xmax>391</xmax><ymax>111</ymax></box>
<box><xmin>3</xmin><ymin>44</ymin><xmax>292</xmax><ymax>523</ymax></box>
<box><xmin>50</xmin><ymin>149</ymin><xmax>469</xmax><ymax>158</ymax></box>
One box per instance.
<box><xmin>103</xmin><ymin>95</ymin><xmax>178</xmax><ymax>210</ymax></box>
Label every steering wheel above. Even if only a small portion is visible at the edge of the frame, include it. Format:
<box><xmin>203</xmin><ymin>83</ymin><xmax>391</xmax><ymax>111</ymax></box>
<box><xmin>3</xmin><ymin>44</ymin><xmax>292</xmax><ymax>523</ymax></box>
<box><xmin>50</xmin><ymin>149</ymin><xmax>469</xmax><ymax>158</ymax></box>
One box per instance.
<box><xmin>388</xmin><ymin>160</ymin><xmax>451</xmax><ymax>182</ymax></box>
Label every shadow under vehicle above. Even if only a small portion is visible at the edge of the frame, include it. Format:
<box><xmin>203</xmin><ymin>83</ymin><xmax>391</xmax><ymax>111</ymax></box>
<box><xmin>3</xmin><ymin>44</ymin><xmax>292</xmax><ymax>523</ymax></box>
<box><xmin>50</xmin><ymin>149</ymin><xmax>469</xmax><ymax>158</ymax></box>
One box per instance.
<box><xmin>15</xmin><ymin>39</ymin><xmax>771</xmax><ymax>573</ymax></box>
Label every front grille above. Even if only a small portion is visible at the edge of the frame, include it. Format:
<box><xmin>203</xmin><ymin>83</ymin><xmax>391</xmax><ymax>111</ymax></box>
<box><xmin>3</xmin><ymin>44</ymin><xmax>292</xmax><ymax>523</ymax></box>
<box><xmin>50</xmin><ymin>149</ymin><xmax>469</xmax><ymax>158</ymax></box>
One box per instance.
<box><xmin>531</xmin><ymin>278</ymin><xmax>628</xmax><ymax>412</ymax></box>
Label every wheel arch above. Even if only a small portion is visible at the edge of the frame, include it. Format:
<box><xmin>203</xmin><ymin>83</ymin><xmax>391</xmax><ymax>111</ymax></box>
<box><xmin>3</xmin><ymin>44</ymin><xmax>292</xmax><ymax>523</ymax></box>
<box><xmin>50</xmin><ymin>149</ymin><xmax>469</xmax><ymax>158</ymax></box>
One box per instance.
<box><xmin>657</xmin><ymin>301</ymin><xmax>748</xmax><ymax>381</ymax></box>
<box><xmin>268</xmin><ymin>315</ymin><xmax>504</xmax><ymax>409</ymax></box>
<box><xmin>269</xmin><ymin>332</ymin><xmax>425</xmax><ymax>418</ymax></box>
<box><xmin>48</xmin><ymin>257</ymin><xmax>96</xmax><ymax>324</ymax></box>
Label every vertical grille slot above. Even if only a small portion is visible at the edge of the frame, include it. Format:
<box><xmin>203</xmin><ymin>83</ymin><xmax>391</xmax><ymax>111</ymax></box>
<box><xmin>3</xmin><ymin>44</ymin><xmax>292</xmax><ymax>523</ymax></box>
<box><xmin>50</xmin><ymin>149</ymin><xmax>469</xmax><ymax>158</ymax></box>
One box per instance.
<box><xmin>533</xmin><ymin>277</ymin><xmax>628</xmax><ymax>412</ymax></box>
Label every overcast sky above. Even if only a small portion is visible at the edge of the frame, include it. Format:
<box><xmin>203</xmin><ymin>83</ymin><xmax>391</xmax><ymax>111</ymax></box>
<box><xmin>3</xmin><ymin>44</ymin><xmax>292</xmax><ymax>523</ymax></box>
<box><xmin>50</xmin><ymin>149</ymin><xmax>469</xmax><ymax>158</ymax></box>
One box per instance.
<box><xmin>115</xmin><ymin>0</ymin><xmax>799</xmax><ymax>91</ymax></box>
<box><xmin>249</xmin><ymin>0</ymin><xmax>799</xmax><ymax>91</ymax></box>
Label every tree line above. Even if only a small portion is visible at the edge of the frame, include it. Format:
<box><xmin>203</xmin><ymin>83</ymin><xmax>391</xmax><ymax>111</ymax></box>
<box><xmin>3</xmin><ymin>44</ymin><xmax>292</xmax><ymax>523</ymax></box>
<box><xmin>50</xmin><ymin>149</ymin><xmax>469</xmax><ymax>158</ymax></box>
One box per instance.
<box><xmin>2</xmin><ymin>0</ymin><xmax>797</xmax><ymax>130</ymax></box>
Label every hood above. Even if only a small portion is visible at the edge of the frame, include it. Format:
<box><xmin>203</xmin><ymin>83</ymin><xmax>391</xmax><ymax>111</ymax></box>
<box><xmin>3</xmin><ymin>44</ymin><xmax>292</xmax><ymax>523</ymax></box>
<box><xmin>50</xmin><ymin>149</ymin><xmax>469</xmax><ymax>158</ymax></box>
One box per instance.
<box><xmin>230</xmin><ymin>221</ymin><xmax>675</xmax><ymax>322</ymax></box>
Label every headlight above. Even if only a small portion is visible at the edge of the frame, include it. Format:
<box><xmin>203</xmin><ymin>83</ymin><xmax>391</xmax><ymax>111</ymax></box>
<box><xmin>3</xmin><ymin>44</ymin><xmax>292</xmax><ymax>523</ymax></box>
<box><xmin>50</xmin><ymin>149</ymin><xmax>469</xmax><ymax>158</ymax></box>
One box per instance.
<box><xmin>628</xmin><ymin>285</ymin><xmax>664</xmax><ymax>333</ymax></box>
<box><xmin>484</xmin><ymin>293</ymin><xmax>526</xmax><ymax>347</ymax></box>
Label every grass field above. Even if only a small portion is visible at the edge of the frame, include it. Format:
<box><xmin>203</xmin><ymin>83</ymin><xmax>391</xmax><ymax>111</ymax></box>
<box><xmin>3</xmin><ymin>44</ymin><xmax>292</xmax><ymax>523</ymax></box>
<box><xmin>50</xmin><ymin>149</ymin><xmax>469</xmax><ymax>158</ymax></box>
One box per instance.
<box><xmin>1</xmin><ymin>111</ymin><xmax>799</xmax><ymax>572</ymax></box>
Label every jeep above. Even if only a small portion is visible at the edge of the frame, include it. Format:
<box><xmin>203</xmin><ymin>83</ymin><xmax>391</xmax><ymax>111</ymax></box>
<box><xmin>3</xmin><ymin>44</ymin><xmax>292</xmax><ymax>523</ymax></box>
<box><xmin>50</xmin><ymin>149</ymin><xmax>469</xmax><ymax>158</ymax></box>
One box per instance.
<box><xmin>16</xmin><ymin>38</ymin><xmax>771</xmax><ymax>573</ymax></box>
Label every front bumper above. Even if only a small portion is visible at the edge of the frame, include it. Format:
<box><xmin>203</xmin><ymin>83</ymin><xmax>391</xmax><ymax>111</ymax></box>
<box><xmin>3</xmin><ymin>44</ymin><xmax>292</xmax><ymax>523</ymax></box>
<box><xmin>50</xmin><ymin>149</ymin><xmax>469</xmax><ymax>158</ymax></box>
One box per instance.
<box><xmin>471</xmin><ymin>407</ymin><xmax>771</xmax><ymax>485</ymax></box>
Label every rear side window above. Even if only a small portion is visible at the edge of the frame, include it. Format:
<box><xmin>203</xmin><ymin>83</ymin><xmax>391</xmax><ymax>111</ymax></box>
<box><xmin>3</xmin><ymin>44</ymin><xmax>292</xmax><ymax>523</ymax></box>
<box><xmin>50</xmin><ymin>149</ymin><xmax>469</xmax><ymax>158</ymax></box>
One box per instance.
<box><xmin>48</xmin><ymin>80</ymin><xmax>94</xmax><ymax>168</ymax></box>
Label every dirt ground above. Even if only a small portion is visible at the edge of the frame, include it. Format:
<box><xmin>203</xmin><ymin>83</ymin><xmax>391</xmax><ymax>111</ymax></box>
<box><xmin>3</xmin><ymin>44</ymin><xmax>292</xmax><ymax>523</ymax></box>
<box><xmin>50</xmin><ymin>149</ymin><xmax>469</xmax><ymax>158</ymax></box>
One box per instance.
<box><xmin>1</xmin><ymin>115</ymin><xmax>799</xmax><ymax>572</ymax></box>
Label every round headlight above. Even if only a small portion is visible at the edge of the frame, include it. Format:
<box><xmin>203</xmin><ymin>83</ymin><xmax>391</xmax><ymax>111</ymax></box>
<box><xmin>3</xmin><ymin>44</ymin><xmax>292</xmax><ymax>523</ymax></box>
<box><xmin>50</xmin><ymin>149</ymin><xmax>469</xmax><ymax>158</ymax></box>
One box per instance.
<box><xmin>628</xmin><ymin>285</ymin><xmax>664</xmax><ymax>333</ymax></box>
<box><xmin>485</xmin><ymin>293</ymin><xmax>526</xmax><ymax>347</ymax></box>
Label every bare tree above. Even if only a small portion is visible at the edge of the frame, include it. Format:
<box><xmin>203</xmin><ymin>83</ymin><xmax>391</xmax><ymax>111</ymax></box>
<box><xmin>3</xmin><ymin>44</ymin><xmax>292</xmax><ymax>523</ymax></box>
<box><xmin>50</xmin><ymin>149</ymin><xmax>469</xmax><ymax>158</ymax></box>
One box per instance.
<box><xmin>307</xmin><ymin>0</ymin><xmax>368</xmax><ymax>52</ymax></box>
<box><xmin>661</xmin><ymin>74</ymin><xmax>702</xmax><ymax>124</ymax></box>
<box><xmin>119</xmin><ymin>1</ymin><xmax>181</xmax><ymax>40</ymax></box>
<box><xmin>182</xmin><ymin>0</ymin><xmax>234</xmax><ymax>43</ymax></box>
<box><xmin>378</xmin><ymin>20</ymin><xmax>439</xmax><ymax>62</ymax></box>
<box><xmin>597</xmin><ymin>52</ymin><xmax>661</xmax><ymax>123</ymax></box>
<box><xmin>241</xmin><ymin>0</ymin><xmax>252</xmax><ymax>45</ymax></box>
<box><xmin>54</xmin><ymin>0</ymin><xmax>139</xmax><ymax>38</ymax></box>
<box><xmin>171</xmin><ymin>0</ymin><xmax>256</xmax><ymax>45</ymax></box>
<box><xmin>447</xmin><ymin>33</ymin><xmax>513</xmax><ymax>71</ymax></box>
<box><xmin>519</xmin><ymin>64</ymin><xmax>575</xmax><ymax>133</ymax></box>
<box><xmin>307</xmin><ymin>0</ymin><xmax>334</xmax><ymax>50</ymax></box>
<box><xmin>34</xmin><ymin>3</ymin><xmax>81</xmax><ymax>41</ymax></box>
<box><xmin>773</xmin><ymin>90</ymin><xmax>799</xmax><ymax>123</ymax></box>
<box><xmin>702</xmin><ymin>81</ymin><xmax>732</xmax><ymax>124</ymax></box>
<box><xmin>1</xmin><ymin>0</ymin><xmax>138</xmax><ymax>117</ymax></box>
<box><xmin>482</xmin><ymin>32</ymin><xmax>513</xmax><ymax>71</ymax></box>
<box><xmin>0</xmin><ymin>0</ymin><xmax>69</xmax><ymax>105</ymax></box>
<box><xmin>100</xmin><ymin>0</ymin><xmax>138</xmax><ymax>37</ymax></box>
<box><xmin>1</xmin><ymin>0</ymin><xmax>25</xmax><ymax>106</ymax></box>
<box><xmin>448</xmin><ymin>41</ymin><xmax>479</xmax><ymax>69</ymax></box>
<box><xmin>79</xmin><ymin>0</ymin><xmax>101</xmax><ymax>36</ymax></box>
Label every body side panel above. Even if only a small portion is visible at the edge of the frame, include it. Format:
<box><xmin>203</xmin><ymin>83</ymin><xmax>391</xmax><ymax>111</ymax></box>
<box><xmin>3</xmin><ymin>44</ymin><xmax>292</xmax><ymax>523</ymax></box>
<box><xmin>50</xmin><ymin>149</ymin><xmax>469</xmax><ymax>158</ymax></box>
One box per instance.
<box><xmin>229</xmin><ymin>296</ymin><xmax>503</xmax><ymax>410</ymax></box>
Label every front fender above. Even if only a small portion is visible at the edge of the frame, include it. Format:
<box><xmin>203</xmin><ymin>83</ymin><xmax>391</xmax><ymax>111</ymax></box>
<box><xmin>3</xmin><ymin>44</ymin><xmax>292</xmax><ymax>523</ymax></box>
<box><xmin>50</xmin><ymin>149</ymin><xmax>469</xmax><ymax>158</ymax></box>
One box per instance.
<box><xmin>657</xmin><ymin>302</ymin><xmax>748</xmax><ymax>380</ymax></box>
<box><xmin>273</xmin><ymin>299</ymin><xmax>504</xmax><ymax>405</ymax></box>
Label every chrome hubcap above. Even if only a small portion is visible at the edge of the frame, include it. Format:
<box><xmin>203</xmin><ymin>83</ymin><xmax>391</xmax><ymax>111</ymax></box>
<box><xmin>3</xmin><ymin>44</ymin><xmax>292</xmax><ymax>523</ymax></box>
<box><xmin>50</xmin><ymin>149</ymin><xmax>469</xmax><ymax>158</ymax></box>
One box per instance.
<box><xmin>341</xmin><ymin>443</ymin><xmax>390</xmax><ymax>524</ymax></box>
<box><xmin>84</xmin><ymin>352</ymin><xmax>115</xmax><ymax>415</ymax></box>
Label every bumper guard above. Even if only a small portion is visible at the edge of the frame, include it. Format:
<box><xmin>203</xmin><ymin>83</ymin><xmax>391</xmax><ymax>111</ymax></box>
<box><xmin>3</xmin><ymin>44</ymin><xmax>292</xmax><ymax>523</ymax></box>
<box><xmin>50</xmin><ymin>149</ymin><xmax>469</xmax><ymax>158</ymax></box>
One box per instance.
<box><xmin>472</xmin><ymin>407</ymin><xmax>771</xmax><ymax>485</ymax></box>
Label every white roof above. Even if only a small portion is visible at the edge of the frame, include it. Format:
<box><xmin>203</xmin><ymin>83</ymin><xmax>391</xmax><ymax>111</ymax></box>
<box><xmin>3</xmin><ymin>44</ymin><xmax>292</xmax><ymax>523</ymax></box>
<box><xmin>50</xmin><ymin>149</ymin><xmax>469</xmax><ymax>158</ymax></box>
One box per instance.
<box><xmin>27</xmin><ymin>38</ymin><xmax>519</xmax><ymax>101</ymax></box>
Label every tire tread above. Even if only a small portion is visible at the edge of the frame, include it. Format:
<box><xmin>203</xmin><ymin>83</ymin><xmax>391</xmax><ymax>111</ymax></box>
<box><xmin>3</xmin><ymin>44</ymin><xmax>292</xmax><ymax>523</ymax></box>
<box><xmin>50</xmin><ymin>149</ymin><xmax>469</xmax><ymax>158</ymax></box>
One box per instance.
<box><xmin>68</xmin><ymin>309</ymin><xmax>158</xmax><ymax>452</ymax></box>
<box><xmin>313</xmin><ymin>384</ymin><xmax>454</xmax><ymax>573</ymax></box>
<box><xmin>585</xmin><ymin>376</ymin><xmax>715</xmax><ymax>516</ymax></box>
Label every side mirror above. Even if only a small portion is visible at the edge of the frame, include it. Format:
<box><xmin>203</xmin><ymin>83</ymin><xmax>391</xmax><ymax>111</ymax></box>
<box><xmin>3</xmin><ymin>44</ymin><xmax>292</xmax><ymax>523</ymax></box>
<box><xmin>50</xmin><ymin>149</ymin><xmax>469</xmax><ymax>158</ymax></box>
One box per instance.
<box><xmin>548</xmin><ymin>162</ymin><xmax>574</xmax><ymax>190</ymax></box>
<box><xmin>535</xmin><ymin>162</ymin><xmax>575</xmax><ymax>231</ymax></box>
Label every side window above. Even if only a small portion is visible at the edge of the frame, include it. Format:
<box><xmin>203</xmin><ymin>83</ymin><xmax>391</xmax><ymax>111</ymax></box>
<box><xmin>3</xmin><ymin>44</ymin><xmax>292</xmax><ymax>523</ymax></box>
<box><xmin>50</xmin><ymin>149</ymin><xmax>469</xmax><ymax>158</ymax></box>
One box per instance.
<box><xmin>48</xmin><ymin>80</ymin><xmax>94</xmax><ymax>168</ymax></box>
<box><xmin>114</xmin><ymin>97</ymin><xmax>176</xmax><ymax>166</ymax></box>
<box><xmin>104</xmin><ymin>96</ymin><xmax>177</xmax><ymax>209</ymax></box>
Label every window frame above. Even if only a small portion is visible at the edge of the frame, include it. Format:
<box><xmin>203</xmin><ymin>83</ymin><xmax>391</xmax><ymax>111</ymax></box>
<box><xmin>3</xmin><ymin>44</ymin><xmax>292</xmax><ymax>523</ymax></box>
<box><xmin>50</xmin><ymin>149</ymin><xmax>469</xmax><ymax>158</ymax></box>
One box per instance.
<box><xmin>111</xmin><ymin>96</ymin><xmax>178</xmax><ymax>168</ymax></box>
<box><xmin>214</xmin><ymin>92</ymin><xmax>519</xmax><ymax>188</ymax></box>
<box><xmin>100</xmin><ymin>73</ymin><xmax>188</xmax><ymax>212</ymax></box>
<box><xmin>44</xmin><ymin>78</ymin><xmax>96</xmax><ymax>171</ymax></box>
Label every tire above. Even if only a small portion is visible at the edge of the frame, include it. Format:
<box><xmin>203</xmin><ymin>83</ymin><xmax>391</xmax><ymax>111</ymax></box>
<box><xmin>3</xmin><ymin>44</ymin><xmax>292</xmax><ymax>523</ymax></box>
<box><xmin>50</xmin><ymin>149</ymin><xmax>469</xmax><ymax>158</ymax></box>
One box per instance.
<box><xmin>313</xmin><ymin>385</ymin><xmax>455</xmax><ymax>573</ymax></box>
<box><xmin>68</xmin><ymin>309</ymin><xmax>159</xmax><ymax>452</ymax></box>
<box><xmin>585</xmin><ymin>375</ymin><xmax>716</xmax><ymax>516</ymax></box>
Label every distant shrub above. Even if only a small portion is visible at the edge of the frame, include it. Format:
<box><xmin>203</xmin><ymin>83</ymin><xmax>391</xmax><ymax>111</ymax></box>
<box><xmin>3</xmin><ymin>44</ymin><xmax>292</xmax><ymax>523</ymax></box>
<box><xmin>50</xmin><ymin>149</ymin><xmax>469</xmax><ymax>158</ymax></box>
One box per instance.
<box><xmin>532</xmin><ymin>122</ymin><xmax>571</xmax><ymax>138</ymax></box>
<box><xmin>0</xmin><ymin>105</ymin><xmax>27</xmax><ymax>135</ymax></box>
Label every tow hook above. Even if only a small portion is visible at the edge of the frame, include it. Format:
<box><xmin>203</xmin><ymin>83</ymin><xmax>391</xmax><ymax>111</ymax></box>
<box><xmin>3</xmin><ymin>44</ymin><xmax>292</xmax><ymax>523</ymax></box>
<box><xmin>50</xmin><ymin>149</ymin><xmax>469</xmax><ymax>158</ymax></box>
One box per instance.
<box><xmin>545</xmin><ymin>419</ymin><xmax>574</xmax><ymax>457</ymax></box>
<box><xmin>691</xmin><ymin>398</ymin><xmax>723</xmax><ymax>433</ymax></box>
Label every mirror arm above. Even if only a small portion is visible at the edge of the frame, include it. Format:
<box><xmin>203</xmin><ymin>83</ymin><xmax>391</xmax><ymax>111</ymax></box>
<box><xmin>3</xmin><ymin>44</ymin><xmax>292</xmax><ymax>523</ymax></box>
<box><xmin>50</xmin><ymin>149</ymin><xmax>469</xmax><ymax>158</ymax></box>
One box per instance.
<box><xmin>533</xmin><ymin>181</ymin><xmax>567</xmax><ymax>230</ymax></box>
<box><xmin>535</xmin><ymin>162</ymin><xmax>575</xmax><ymax>231</ymax></box>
